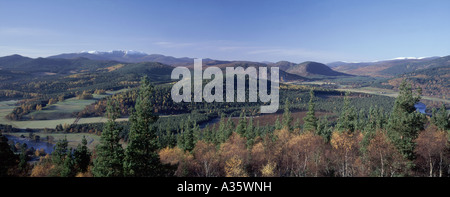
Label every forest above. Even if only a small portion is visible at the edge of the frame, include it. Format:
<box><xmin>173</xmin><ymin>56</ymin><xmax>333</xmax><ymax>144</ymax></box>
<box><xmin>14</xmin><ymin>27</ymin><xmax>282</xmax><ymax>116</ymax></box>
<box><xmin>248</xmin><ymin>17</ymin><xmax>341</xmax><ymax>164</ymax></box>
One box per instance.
<box><xmin>1</xmin><ymin>78</ymin><xmax>449</xmax><ymax>177</ymax></box>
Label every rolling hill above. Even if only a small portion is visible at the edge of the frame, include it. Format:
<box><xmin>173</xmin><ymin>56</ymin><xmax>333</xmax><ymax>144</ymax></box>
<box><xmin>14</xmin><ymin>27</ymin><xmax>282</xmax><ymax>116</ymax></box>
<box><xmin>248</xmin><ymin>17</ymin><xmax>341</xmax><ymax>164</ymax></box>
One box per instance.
<box><xmin>328</xmin><ymin>56</ymin><xmax>443</xmax><ymax>77</ymax></box>
<box><xmin>381</xmin><ymin>65</ymin><xmax>450</xmax><ymax>100</ymax></box>
<box><xmin>48</xmin><ymin>50</ymin><xmax>215</xmax><ymax>66</ymax></box>
<box><xmin>285</xmin><ymin>61</ymin><xmax>351</xmax><ymax>77</ymax></box>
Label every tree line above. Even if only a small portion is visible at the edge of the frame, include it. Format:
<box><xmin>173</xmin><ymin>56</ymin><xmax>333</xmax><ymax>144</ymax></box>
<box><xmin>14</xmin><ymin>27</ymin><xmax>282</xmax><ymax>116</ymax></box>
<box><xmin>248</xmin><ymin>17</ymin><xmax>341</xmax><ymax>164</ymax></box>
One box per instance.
<box><xmin>1</xmin><ymin>79</ymin><xmax>449</xmax><ymax>177</ymax></box>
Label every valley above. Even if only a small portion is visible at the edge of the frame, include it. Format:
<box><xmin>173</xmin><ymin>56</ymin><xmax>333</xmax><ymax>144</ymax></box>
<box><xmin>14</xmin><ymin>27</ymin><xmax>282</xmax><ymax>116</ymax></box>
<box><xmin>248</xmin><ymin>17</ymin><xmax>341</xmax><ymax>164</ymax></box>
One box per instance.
<box><xmin>0</xmin><ymin>51</ymin><xmax>448</xmax><ymax>178</ymax></box>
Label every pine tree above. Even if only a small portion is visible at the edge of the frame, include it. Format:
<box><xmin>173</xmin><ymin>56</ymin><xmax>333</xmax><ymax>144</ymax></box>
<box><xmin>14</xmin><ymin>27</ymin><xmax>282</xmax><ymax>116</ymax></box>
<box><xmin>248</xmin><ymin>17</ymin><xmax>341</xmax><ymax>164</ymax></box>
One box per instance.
<box><xmin>282</xmin><ymin>98</ymin><xmax>293</xmax><ymax>131</ymax></box>
<box><xmin>336</xmin><ymin>92</ymin><xmax>357</xmax><ymax>133</ymax></box>
<box><xmin>387</xmin><ymin>80</ymin><xmax>425</xmax><ymax>161</ymax></box>
<box><xmin>124</xmin><ymin>77</ymin><xmax>161</xmax><ymax>177</ymax></box>
<box><xmin>0</xmin><ymin>134</ymin><xmax>17</xmax><ymax>176</ymax></box>
<box><xmin>316</xmin><ymin>116</ymin><xmax>332</xmax><ymax>142</ymax></box>
<box><xmin>52</xmin><ymin>137</ymin><xmax>68</xmax><ymax>166</ymax></box>
<box><xmin>92</xmin><ymin>99</ymin><xmax>125</xmax><ymax>177</ymax></box>
<box><xmin>434</xmin><ymin>103</ymin><xmax>449</xmax><ymax>131</ymax></box>
<box><xmin>183</xmin><ymin>117</ymin><xmax>195</xmax><ymax>152</ymax></box>
<box><xmin>61</xmin><ymin>148</ymin><xmax>75</xmax><ymax>177</ymax></box>
<box><xmin>245</xmin><ymin>116</ymin><xmax>255</xmax><ymax>148</ymax></box>
<box><xmin>293</xmin><ymin>118</ymin><xmax>301</xmax><ymax>131</ymax></box>
<box><xmin>236</xmin><ymin>111</ymin><xmax>247</xmax><ymax>136</ymax></box>
<box><xmin>73</xmin><ymin>136</ymin><xmax>91</xmax><ymax>173</ymax></box>
<box><xmin>303</xmin><ymin>89</ymin><xmax>318</xmax><ymax>132</ymax></box>
<box><xmin>274</xmin><ymin>116</ymin><xmax>282</xmax><ymax>130</ymax></box>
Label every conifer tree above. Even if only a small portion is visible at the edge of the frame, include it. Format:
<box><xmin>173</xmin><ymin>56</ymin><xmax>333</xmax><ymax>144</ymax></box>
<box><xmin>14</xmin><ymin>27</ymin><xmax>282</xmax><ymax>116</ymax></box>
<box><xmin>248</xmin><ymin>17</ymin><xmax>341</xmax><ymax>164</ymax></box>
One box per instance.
<box><xmin>336</xmin><ymin>92</ymin><xmax>357</xmax><ymax>133</ymax></box>
<box><xmin>236</xmin><ymin>111</ymin><xmax>247</xmax><ymax>136</ymax></box>
<box><xmin>274</xmin><ymin>116</ymin><xmax>282</xmax><ymax>130</ymax></box>
<box><xmin>387</xmin><ymin>80</ymin><xmax>425</xmax><ymax>160</ymax></box>
<box><xmin>433</xmin><ymin>103</ymin><xmax>449</xmax><ymax>131</ymax></box>
<box><xmin>183</xmin><ymin>117</ymin><xmax>195</xmax><ymax>152</ymax></box>
<box><xmin>303</xmin><ymin>89</ymin><xmax>318</xmax><ymax>132</ymax></box>
<box><xmin>124</xmin><ymin>77</ymin><xmax>161</xmax><ymax>177</ymax></box>
<box><xmin>61</xmin><ymin>148</ymin><xmax>75</xmax><ymax>177</ymax></box>
<box><xmin>52</xmin><ymin>137</ymin><xmax>68</xmax><ymax>166</ymax></box>
<box><xmin>73</xmin><ymin>136</ymin><xmax>91</xmax><ymax>173</ymax></box>
<box><xmin>92</xmin><ymin>99</ymin><xmax>124</xmax><ymax>177</ymax></box>
<box><xmin>282</xmin><ymin>98</ymin><xmax>293</xmax><ymax>130</ymax></box>
<box><xmin>0</xmin><ymin>134</ymin><xmax>17</xmax><ymax>176</ymax></box>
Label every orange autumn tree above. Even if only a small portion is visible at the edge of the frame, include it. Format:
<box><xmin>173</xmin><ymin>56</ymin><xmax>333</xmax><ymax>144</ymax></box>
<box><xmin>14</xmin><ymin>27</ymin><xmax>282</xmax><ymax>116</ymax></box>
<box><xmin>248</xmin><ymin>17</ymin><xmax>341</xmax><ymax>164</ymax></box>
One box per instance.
<box><xmin>286</xmin><ymin>131</ymin><xmax>326</xmax><ymax>177</ymax></box>
<box><xmin>225</xmin><ymin>155</ymin><xmax>248</xmax><ymax>177</ymax></box>
<box><xmin>366</xmin><ymin>130</ymin><xmax>406</xmax><ymax>177</ymax></box>
<box><xmin>415</xmin><ymin>125</ymin><xmax>448</xmax><ymax>177</ymax></box>
<box><xmin>158</xmin><ymin>146</ymin><xmax>194</xmax><ymax>177</ymax></box>
<box><xmin>192</xmin><ymin>140</ymin><xmax>219</xmax><ymax>177</ymax></box>
<box><xmin>218</xmin><ymin>132</ymin><xmax>248</xmax><ymax>176</ymax></box>
<box><xmin>330</xmin><ymin>130</ymin><xmax>362</xmax><ymax>177</ymax></box>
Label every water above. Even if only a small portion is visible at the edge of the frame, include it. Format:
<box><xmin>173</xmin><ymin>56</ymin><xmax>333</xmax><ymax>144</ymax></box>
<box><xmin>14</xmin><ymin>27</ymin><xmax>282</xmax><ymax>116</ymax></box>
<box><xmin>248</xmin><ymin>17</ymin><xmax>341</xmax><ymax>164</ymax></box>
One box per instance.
<box><xmin>5</xmin><ymin>135</ymin><xmax>55</xmax><ymax>154</ymax></box>
<box><xmin>414</xmin><ymin>102</ymin><xmax>426</xmax><ymax>114</ymax></box>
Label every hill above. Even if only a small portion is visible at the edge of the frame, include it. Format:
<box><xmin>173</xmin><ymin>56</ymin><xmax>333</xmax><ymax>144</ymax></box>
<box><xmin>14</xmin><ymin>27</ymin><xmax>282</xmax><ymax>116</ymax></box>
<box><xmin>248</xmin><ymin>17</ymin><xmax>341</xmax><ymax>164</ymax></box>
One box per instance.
<box><xmin>381</xmin><ymin>65</ymin><xmax>450</xmax><ymax>100</ymax></box>
<box><xmin>329</xmin><ymin>56</ymin><xmax>442</xmax><ymax>77</ymax></box>
<box><xmin>200</xmin><ymin>61</ymin><xmax>309</xmax><ymax>82</ymax></box>
<box><xmin>48</xmin><ymin>50</ymin><xmax>215</xmax><ymax>66</ymax></box>
<box><xmin>286</xmin><ymin>61</ymin><xmax>351</xmax><ymax>77</ymax></box>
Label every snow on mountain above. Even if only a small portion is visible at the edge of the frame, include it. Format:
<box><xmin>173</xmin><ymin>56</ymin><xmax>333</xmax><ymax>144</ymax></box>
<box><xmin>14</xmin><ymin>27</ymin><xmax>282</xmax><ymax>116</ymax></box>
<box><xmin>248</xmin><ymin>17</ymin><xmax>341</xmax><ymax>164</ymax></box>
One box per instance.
<box><xmin>80</xmin><ymin>50</ymin><xmax>148</xmax><ymax>56</ymax></box>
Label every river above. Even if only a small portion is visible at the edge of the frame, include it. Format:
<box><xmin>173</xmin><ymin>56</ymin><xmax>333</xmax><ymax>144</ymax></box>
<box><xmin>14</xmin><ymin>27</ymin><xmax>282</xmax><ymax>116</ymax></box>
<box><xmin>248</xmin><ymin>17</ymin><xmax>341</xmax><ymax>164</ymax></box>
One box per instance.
<box><xmin>4</xmin><ymin>135</ymin><xmax>55</xmax><ymax>154</ymax></box>
<box><xmin>414</xmin><ymin>102</ymin><xmax>427</xmax><ymax>114</ymax></box>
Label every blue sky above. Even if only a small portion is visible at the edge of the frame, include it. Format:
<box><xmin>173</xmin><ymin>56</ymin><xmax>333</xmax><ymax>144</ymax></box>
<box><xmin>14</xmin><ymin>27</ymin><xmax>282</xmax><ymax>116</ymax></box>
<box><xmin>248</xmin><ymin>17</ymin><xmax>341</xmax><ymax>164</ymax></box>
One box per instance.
<box><xmin>1</xmin><ymin>0</ymin><xmax>449</xmax><ymax>63</ymax></box>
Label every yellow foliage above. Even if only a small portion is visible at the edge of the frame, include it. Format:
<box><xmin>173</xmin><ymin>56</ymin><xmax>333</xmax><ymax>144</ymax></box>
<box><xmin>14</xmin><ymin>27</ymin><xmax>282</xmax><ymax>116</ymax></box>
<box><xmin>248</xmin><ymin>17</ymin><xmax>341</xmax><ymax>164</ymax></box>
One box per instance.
<box><xmin>261</xmin><ymin>162</ymin><xmax>277</xmax><ymax>177</ymax></box>
<box><xmin>225</xmin><ymin>156</ymin><xmax>247</xmax><ymax>177</ymax></box>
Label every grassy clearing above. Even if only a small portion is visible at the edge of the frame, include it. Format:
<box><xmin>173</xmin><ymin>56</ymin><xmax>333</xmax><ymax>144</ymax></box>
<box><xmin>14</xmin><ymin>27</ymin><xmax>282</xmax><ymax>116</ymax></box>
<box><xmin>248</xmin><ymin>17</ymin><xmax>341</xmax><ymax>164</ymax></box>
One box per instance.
<box><xmin>337</xmin><ymin>87</ymin><xmax>450</xmax><ymax>103</ymax></box>
<box><xmin>0</xmin><ymin>88</ymin><xmax>132</xmax><ymax>128</ymax></box>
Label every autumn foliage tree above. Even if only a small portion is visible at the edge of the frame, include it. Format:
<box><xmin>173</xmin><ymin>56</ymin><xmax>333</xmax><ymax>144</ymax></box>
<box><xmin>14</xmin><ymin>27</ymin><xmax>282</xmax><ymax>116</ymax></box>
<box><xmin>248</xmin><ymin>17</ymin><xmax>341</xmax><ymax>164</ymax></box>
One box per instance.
<box><xmin>415</xmin><ymin>125</ymin><xmax>448</xmax><ymax>177</ymax></box>
<box><xmin>330</xmin><ymin>130</ymin><xmax>362</xmax><ymax>177</ymax></box>
<box><xmin>366</xmin><ymin>130</ymin><xmax>406</xmax><ymax>177</ymax></box>
<box><xmin>286</xmin><ymin>131</ymin><xmax>325</xmax><ymax>177</ymax></box>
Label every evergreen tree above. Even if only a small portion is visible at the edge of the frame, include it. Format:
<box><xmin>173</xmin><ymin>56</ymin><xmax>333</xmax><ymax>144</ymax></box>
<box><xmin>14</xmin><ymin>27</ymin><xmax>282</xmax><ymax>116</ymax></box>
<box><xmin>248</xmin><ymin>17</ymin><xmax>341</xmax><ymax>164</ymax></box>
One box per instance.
<box><xmin>52</xmin><ymin>137</ymin><xmax>68</xmax><ymax>166</ymax></box>
<box><xmin>236</xmin><ymin>111</ymin><xmax>247</xmax><ymax>136</ymax></box>
<box><xmin>434</xmin><ymin>103</ymin><xmax>449</xmax><ymax>131</ymax></box>
<box><xmin>336</xmin><ymin>92</ymin><xmax>357</xmax><ymax>133</ymax></box>
<box><xmin>61</xmin><ymin>148</ymin><xmax>75</xmax><ymax>177</ymax></box>
<box><xmin>316</xmin><ymin>116</ymin><xmax>332</xmax><ymax>142</ymax></box>
<box><xmin>124</xmin><ymin>77</ymin><xmax>162</xmax><ymax>177</ymax></box>
<box><xmin>92</xmin><ymin>99</ymin><xmax>125</xmax><ymax>177</ymax></box>
<box><xmin>387</xmin><ymin>80</ymin><xmax>425</xmax><ymax>161</ymax></box>
<box><xmin>303</xmin><ymin>89</ymin><xmax>318</xmax><ymax>132</ymax></box>
<box><xmin>0</xmin><ymin>134</ymin><xmax>17</xmax><ymax>176</ymax></box>
<box><xmin>245</xmin><ymin>116</ymin><xmax>255</xmax><ymax>148</ymax></box>
<box><xmin>183</xmin><ymin>117</ymin><xmax>195</xmax><ymax>152</ymax></box>
<box><xmin>293</xmin><ymin>117</ymin><xmax>301</xmax><ymax>131</ymax></box>
<box><xmin>282</xmin><ymin>98</ymin><xmax>293</xmax><ymax>130</ymax></box>
<box><xmin>73</xmin><ymin>136</ymin><xmax>91</xmax><ymax>173</ymax></box>
<box><xmin>18</xmin><ymin>143</ymin><xmax>28</xmax><ymax>173</ymax></box>
<box><xmin>274</xmin><ymin>116</ymin><xmax>282</xmax><ymax>130</ymax></box>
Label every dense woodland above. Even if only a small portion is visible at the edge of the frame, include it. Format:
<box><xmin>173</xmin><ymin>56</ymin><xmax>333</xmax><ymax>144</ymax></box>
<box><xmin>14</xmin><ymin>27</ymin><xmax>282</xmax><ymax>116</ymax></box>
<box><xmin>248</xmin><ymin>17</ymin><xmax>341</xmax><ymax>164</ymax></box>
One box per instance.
<box><xmin>1</xmin><ymin>78</ymin><xmax>449</xmax><ymax>177</ymax></box>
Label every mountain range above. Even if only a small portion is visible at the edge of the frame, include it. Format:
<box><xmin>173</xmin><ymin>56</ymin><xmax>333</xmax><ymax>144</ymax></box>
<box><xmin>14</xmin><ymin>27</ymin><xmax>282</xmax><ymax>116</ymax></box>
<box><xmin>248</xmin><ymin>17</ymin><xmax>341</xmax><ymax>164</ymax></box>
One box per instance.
<box><xmin>2</xmin><ymin>51</ymin><xmax>450</xmax><ymax>83</ymax></box>
<box><xmin>326</xmin><ymin>56</ymin><xmax>447</xmax><ymax>77</ymax></box>
<box><xmin>48</xmin><ymin>50</ymin><xmax>214</xmax><ymax>67</ymax></box>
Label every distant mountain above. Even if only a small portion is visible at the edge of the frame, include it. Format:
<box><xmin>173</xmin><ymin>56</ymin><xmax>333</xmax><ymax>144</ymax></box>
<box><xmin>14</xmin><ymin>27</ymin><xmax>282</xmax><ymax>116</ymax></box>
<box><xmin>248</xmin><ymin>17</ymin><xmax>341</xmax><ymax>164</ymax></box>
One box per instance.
<box><xmin>199</xmin><ymin>61</ymin><xmax>309</xmax><ymax>82</ymax></box>
<box><xmin>270</xmin><ymin>61</ymin><xmax>298</xmax><ymax>71</ymax></box>
<box><xmin>286</xmin><ymin>61</ymin><xmax>350</xmax><ymax>77</ymax></box>
<box><xmin>381</xmin><ymin>65</ymin><xmax>450</xmax><ymax>100</ymax></box>
<box><xmin>48</xmin><ymin>50</ymin><xmax>215</xmax><ymax>66</ymax></box>
<box><xmin>328</xmin><ymin>56</ymin><xmax>442</xmax><ymax>77</ymax></box>
<box><xmin>0</xmin><ymin>54</ymin><xmax>120</xmax><ymax>74</ymax></box>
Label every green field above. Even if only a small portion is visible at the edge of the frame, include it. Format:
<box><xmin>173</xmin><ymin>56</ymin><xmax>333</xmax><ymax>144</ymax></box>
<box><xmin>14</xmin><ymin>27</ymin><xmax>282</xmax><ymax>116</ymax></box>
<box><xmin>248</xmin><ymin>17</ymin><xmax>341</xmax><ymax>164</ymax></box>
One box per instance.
<box><xmin>0</xmin><ymin>88</ymin><xmax>131</xmax><ymax>129</ymax></box>
<box><xmin>24</xmin><ymin>92</ymin><xmax>117</xmax><ymax>120</ymax></box>
<box><xmin>337</xmin><ymin>87</ymin><xmax>450</xmax><ymax>103</ymax></box>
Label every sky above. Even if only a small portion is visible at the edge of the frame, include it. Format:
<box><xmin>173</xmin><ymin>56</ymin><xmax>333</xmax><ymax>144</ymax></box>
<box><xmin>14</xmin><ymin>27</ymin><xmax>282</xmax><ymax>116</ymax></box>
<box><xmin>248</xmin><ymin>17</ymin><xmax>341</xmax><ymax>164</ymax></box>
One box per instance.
<box><xmin>1</xmin><ymin>0</ymin><xmax>450</xmax><ymax>63</ymax></box>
